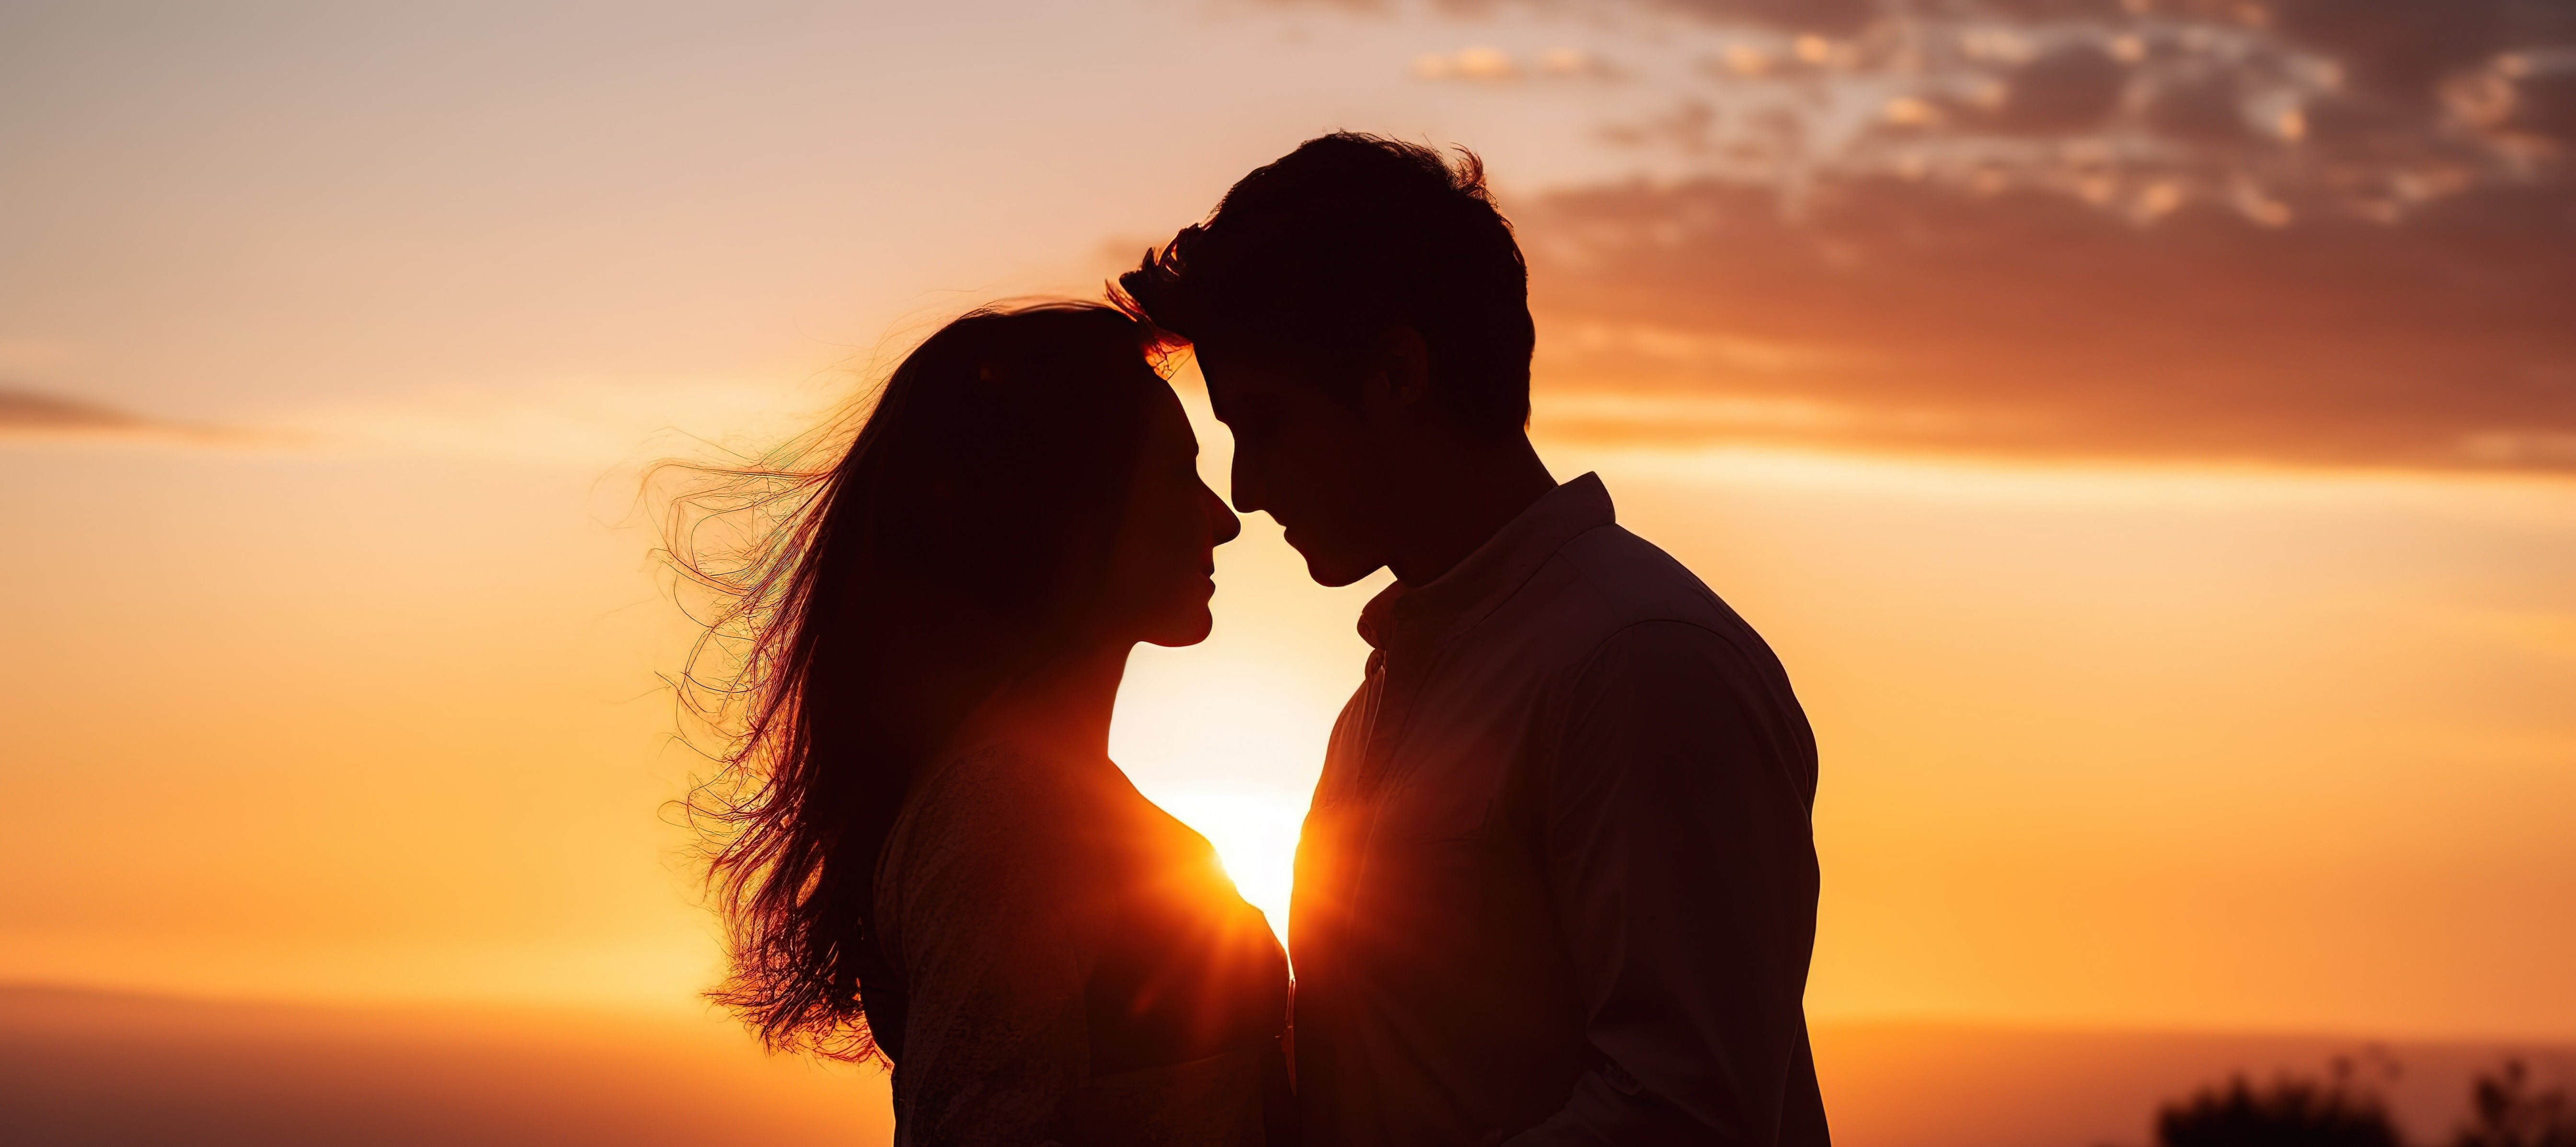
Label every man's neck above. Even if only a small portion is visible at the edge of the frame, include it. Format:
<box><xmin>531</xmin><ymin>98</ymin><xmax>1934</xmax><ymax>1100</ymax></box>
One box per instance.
<box><xmin>1384</xmin><ymin>433</ymin><xmax>1558</xmax><ymax>587</ymax></box>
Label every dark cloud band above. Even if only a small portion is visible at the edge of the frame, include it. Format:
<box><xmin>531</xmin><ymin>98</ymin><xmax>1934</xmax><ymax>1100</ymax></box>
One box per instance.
<box><xmin>1523</xmin><ymin>177</ymin><xmax>2576</xmax><ymax>469</ymax></box>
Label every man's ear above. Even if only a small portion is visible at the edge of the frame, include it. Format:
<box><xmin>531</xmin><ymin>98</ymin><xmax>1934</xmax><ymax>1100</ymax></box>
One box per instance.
<box><xmin>1361</xmin><ymin>326</ymin><xmax>1432</xmax><ymax>415</ymax></box>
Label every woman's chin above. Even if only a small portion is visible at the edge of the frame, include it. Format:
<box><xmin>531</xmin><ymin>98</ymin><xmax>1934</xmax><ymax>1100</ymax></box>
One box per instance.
<box><xmin>1141</xmin><ymin>609</ymin><xmax>1216</xmax><ymax>649</ymax></box>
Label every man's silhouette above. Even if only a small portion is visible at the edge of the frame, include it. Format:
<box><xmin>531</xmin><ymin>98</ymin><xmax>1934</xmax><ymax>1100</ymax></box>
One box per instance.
<box><xmin>1122</xmin><ymin>133</ymin><xmax>1829</xmax><ymax>1147</ymax></box>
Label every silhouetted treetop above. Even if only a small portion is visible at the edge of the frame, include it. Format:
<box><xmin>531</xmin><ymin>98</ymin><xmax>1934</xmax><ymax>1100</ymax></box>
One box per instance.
<box><xmin>2454</xmin><ymin>1061</ymin><xmax>2576</xmax><ymax>1147</ymax></box>
<box><xmin>2157</xmin><ymin>1074</ymin><xmax>2403</xmax><ymax>1147</ymax></box>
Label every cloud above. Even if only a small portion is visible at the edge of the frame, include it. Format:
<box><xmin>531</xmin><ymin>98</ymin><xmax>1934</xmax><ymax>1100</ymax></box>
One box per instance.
<box><xmin>0</xmin><ymin>387</ymin><xmax>281</xmax><ymax>447</ymax></box>
<box><xmin>1576</xmin><ymin>4</ymin><xmax>2575</xmax><ymax>220</ymax></box>
<box><xmin>1297</xmin><ymin>0</ymin><xmax>2576</xmax><ymax>203</ymax></box>
<box><xmin>0</xmin><ymin>388</ymin><xmax>180</xmax><ymax>437</ymax></box>
<box><xmin>1416</xmin><ymin>45</ymin><xmax>1522</xmax><ymax>80</ymax></box>
<box><xmin>1519</xmin><ymin>176</ymin><xmax>2576</xmax><ymax>469</ymax></box>
<box><xmin>0</xmin><ymin>389</ymin><xmax>150</xmax><ymax>434</ymax></box>
<box><xmin>0</xmin><ymin>379</ymin><xmax>827</xmax><ymax>465</ymax></box>
<box><xmin>1412</xmin><ymin>44</ymin><xmax>1619</xmax><ymax>81</ymax></box>
<box><xmin>1426</xmin><ymin>0</ymin><xmax>1876</xmax><ymax>35</ymax></box>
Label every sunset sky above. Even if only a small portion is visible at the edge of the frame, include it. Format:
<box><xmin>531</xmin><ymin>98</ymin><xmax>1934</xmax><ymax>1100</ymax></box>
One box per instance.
<box><xmin>4</xmin><ymin>0</ymin><xmax>2573</xmax><ymax>1071</ymax></box>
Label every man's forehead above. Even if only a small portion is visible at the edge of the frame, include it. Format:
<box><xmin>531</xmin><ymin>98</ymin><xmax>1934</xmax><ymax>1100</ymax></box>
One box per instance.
<box><xmin>1196</xmin><ymin>349</ymin><xmax>1300</xmax><ymax>415</ymax></box>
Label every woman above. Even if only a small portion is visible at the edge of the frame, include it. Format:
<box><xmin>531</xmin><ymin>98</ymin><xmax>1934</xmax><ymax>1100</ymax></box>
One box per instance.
<box><xmin>669</xmin><ymin>303</ymin><xmax>1291</xmax><ymax>1146</ymax></box>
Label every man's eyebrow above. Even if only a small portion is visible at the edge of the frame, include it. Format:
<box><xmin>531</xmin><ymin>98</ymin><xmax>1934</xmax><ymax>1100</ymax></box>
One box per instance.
<box><xmin>1209</xmin><ymin>388</ymin><xmax>1273</xmax><ymax>424</ymax></box>
<box><xmin>1223</xmin><ymin>390</ymin><xmax>1286</xmax><ymax>417</ymax></box>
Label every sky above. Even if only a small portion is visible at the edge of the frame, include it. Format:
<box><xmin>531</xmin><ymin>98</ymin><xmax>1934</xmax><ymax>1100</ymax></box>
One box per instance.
<box><xmin>3</xmin><ymin>0</ymin><xmax>2573</xmax><ymax>1055</ymax></box>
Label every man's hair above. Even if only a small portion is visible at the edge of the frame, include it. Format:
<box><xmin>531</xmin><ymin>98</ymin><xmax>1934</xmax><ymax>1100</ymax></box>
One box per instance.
<box><xmin>1117</xmin><ymin>132</ymin><xmax>1535</xmax><ymax>438</ymax></box>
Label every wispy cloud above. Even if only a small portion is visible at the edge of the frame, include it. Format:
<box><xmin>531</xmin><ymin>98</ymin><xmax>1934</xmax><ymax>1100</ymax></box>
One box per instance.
<box><xmin>1412</xmin><ymin>44</ymin><xmax>1618</xmax><ymax>81</ymax></box>
<box><xmin>0</xmin><ymin>388</ymin><xmax>270</xmax><ymax>446</ymax></box>
<box><xmin>0</xmin><ymin>379</ymin><xmax>823</xmax><ymax>466</ymax></box>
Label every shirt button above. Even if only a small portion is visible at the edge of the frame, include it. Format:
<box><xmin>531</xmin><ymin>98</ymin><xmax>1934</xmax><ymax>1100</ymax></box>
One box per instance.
<box><xmin>1603</xmin><ymin>1059</ymin><xmax>1642</xmax><ymax>1095</ymax></box>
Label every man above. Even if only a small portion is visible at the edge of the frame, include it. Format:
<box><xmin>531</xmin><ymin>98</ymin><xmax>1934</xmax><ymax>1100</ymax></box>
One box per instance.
<box><xmin>1120</xmin><ymin>133</ymin><xmax>1829</xmax><ymax>1147</ymax></box>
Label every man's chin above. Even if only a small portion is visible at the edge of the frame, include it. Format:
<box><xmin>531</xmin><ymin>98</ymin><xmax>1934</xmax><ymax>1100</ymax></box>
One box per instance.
<box><xmin>1300</xmin><ymin>552</ymin><xmax>1385</xmax><ymax>589</ymax></box>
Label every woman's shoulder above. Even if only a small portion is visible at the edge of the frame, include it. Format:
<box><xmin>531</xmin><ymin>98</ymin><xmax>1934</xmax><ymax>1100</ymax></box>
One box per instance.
<box><xmin>927</xmin><ymin>740</ymin><xmax>1117</xmax><ymax>827</ymax></box>
<box><xmin>919</xmin><ymin>740</ymin><xmax>1080</xmax><ymax>805</ymax></box>
<box><xmin>881</xmin><ymin>743</ymin><xmax>1101</xmax><ymax>884</ymax></box>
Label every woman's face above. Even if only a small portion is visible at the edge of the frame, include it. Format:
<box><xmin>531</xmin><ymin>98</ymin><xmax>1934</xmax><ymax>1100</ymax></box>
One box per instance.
<box><xmin>1099</xmin><ymin>376</ymin><xmax>1242</xmax><ymax>648</ymax></box>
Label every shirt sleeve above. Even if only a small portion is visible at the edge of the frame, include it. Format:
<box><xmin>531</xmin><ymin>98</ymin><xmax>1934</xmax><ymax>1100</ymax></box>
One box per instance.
<box><xmin>886</xmin><ymin>754</ymin><xmax>1095</xmax><ymax>1147</ymax></box>
<box><xmin>1505</xmin><ymin>619</ymin><xmax>1824</xmax><ymax>1147</ymax></box>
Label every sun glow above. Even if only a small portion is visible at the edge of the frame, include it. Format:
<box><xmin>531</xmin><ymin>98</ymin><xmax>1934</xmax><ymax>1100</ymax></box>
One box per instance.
<box><xmin>1152</xmin><ymin>791</ymin><xmax>1306</xmax><ymax>942</ymax></box>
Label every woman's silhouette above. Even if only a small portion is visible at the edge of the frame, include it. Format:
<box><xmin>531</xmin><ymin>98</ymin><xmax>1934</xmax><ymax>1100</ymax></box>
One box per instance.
<box><xmin>668</xmin><ymin>303</ymin><xmax>1289</xmax><ymax>1146</ymax></box>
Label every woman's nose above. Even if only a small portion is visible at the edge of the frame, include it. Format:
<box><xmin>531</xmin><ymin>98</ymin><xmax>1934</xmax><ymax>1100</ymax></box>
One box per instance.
<box><xmin>1203</xmin><ymin>481</ymin><xmax>1242</xmax><ymax>546</ymax></box>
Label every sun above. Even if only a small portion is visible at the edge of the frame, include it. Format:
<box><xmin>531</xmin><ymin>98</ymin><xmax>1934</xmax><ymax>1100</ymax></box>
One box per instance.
<box><xmin>1152</xmin><ymin>791</ymin><xmax>1305</xmax><ymax>943</ymax></box>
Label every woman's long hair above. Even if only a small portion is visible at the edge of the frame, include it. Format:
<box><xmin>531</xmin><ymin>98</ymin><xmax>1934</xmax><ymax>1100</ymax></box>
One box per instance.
<box><xmin>661</xmin><ymin>303</ymin><xmax>1164</xmax><ymax>1063</ymax></box>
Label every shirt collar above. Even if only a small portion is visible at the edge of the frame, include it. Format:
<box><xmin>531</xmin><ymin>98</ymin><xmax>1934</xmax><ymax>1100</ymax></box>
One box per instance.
<box><xmin>1355</xmin><ymin>472</ymin><xmax>1615</xmax><ymax>653</ymax></box>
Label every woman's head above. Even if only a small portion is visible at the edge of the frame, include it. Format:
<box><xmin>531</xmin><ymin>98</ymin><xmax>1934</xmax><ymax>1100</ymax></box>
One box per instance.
<box><xmin>820</xmin><ymin>302</ymin><xmax>1233</xmax><ymax>649</ymax></box>
<box><xmin>664</xmin><ymin>301</ymin><xmax>1234</xmax><ymax>1061</ymax></box>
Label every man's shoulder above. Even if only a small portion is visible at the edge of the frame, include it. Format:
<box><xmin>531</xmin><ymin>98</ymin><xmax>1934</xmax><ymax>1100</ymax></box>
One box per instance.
<box><xmin>1545</xmin><ymin>524</ymin><xmax>1746</xmax><ymax>633</ymax></box>
<box><xmin>1509</xmin><ymin>523</ymin><xmax>1794</xmax><ymax>686</ymax></box>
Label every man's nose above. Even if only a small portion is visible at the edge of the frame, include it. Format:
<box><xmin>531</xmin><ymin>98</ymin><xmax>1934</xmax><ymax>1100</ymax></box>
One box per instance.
<box><xmin>1205</xmin><ymin>483</ymin><xmax>1242</xmax><ymax>545</ymax></box>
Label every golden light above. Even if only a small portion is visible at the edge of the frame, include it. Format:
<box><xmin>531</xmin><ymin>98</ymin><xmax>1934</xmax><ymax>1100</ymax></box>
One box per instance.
<box><xmin>1153</xmin><ymin>791</ymin><xmax>1306</xmax><ymax>943</ymax></box>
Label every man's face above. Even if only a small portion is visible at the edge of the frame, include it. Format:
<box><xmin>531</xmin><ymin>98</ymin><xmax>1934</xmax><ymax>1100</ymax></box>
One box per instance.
<box><xmin>1196</xmin><ymin>342</ymin><xmax>1393</xmax><ymax>587</ymax></box>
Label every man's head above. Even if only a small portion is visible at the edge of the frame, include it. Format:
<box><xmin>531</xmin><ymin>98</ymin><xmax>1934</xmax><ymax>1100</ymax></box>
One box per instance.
<box><xmin>1117</xmin><ymin>133</ymin><xmax>1536</xmax><ymax>586</ymax></box>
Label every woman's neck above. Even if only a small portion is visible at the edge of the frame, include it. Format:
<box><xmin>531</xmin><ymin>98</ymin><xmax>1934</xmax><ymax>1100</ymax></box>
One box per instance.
<box><xmin>954</xmin><ymin>641</ymin><xmax>1133</xmax><ymax>763</ymax></box>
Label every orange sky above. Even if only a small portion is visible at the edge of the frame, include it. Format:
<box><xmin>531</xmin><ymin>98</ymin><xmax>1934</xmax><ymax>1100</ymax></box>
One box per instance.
<box><xmin>2</xmin><ymin>0</ymin><xmax>2572</xmax><ymax>1047</ymax></box>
